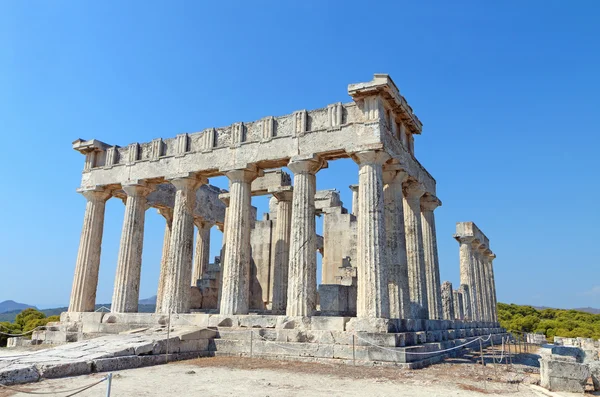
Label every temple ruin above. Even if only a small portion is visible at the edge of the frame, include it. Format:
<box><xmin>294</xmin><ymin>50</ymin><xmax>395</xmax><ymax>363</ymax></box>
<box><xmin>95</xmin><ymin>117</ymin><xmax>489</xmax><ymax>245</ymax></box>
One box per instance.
<box><xmin>56</xmin><ymin>74</ymin><xmax>503</xmax><ymax>366</ymax></box>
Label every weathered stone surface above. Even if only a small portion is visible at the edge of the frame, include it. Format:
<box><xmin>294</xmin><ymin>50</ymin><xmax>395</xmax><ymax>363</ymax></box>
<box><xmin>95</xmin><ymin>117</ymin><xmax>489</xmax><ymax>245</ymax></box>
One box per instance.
<box><xmin>421</xmin><ymin>194</ymin><xmax>442</xmax><ymax>320</ymax></box>
<box><xmin>440</xmin><ymin>281</ymin><xmax>454</xmax><ymax>321</ymax></box>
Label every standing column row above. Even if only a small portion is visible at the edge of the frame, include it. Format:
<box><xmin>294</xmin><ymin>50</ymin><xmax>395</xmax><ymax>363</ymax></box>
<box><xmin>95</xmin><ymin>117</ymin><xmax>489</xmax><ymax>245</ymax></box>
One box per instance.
<box><xmin>421</xmin><ymin>194</ymin><xmax>443</xmax><ymax>320</ymax></box>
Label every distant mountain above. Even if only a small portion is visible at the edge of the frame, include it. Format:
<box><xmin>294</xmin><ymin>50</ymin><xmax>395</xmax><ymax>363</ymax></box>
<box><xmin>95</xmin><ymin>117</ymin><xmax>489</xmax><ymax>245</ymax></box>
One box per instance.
<box><xmin>574</xmin><ymin>307</ymin><xmax>600</xmax><ymax>315</ymax></box>
<box><xmin>139</xmin><ymin>296</ymin><xmax>157</xmax><ymax>305</ymax></box>
<box><xmin>0</xmin><ymin>300</ymin><xmax>36</xmax><ymax>313</ymax></box>
<box><xmin>533</xmin><ymin>305</ymin><xmax>600</xmax><ymax>314</ymax></box>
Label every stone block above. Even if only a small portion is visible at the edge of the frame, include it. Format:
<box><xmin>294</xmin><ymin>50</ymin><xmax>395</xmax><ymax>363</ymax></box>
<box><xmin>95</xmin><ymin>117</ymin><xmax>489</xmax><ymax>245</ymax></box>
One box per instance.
<box><xmin>239</xmin><ymin>315</ymin><xmax>278</xmax><ymax>328</ymax></box>
<box><xmin>354</xmin><ymin>333</ymin><xmax>397</xmax><ymax>347</ymax></box>
<box><xmin>540</xmin><ymin>357</ymin><xmax>591</xmax><ymax>393</ymax></box>
<box><xmin>346</xmin><ymin>318</ymin><xmax>392</xmax><ymax>333</ymax></box>
<box><xmin>38</xmin><ymin>362</ymin><xmax>92</xmax><ymax>379</ymax></box>
<box><xmin>93</xmin><ymin>356</ymin><xmax>142</xmax><ymax>372</ymax></box>
<box><xmin>311</xmin><ymin>316</ymin><xmax>349</xmax><ymax>331</ymax></box>
<box><xmin>590</xmin><ymin>361</ymin><xmax>600</xmax><ymax>391</ymax></box>
<box><xmin>208</xmin><ymin>315</ymin><xmax>239</xmax><ymax>328</ymax></box>
<box><xmin>178</xmin><ymin>328</ymin><xmax>217</xmax><ymax>340</ymax></box>
<box><xmin>0</xmin><ymin>364</ymin><xmax>40</xmax><ymax>385</ymax></box>
<box><xmin>416</xmin><ymin>332</ymin><xmax>427</xmax><ymax>344</ymax></box>
<box><xmin>177</xmin><ymin>339</ymin><xmax>209</xmax><ymax>353</ymax></box>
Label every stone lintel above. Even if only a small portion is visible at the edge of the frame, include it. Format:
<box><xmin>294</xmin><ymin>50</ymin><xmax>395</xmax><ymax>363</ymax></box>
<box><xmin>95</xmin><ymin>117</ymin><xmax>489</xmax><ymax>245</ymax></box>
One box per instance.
<box><xmin>454</xmin><ymin>222</ymin><xmax>493</xmax><ymax>255</ymax></box>
<box><xmin>251</xmin><ymin>169</ymin><xmax>291</xmax><ymax>195</ymax></box>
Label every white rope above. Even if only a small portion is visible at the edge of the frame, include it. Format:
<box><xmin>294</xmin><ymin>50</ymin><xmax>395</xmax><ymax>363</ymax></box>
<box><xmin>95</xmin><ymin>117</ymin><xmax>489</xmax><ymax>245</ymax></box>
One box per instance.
<box><xmin>353</xmin><ymin>333</ymin><xmax>493</xmax><ymax>355</ymax></box>
<box><xmin>0</xmin><ymin>326</ymin><xmax>43</xmax><ymax>337</ymax></box>
<box><xmin>0</xmin><ymin>376</ymin><xmax>107</xmax><ymax>395</ymax></box>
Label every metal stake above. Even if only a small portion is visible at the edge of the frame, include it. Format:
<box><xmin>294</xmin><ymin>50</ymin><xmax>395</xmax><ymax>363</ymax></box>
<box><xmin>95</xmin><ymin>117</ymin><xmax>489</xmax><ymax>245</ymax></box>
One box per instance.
<box><xmin>352</xmin><ymin>334</ymin><xmax>356</xmax><ymax>366</ymax></box>
<box><xmin>106</xmin><ymin>373</ymin><xmax>113</xmax><ymax>397</ymax></box>
<box><xmin>166</xmin><ymin>312</ymin><xmax>171</xmax><ymax>363</ymax></box>
<box><xmin>250</xmin><ymin>330</ymin><xmax>253</xmax><ymax>358</ymax></box>
<box><xmin>479</xmin><ymin>339</ymin><xmax>485</xmax><ymax>366</ymax></box>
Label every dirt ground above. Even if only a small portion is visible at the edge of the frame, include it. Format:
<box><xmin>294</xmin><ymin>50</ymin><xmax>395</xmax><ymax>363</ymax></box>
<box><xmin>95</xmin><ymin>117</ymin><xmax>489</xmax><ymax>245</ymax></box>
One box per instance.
<box><xmin>0</xmin><ymin>346</ymin><xmax>554</xmax><ymax>397</ymax></box>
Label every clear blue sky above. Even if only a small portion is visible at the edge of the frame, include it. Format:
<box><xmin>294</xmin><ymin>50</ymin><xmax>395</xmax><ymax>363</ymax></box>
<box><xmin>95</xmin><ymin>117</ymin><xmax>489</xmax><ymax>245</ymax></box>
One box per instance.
<box><xmin>1</xmin><ymin>1</ymin><xmax>598</xmax><ymax>309</ymax></box>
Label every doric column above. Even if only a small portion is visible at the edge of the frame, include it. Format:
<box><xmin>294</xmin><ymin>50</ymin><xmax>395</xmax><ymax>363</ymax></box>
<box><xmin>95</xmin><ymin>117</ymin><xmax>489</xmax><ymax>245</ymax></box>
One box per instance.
<box><xmin>112</xmin><ymin>183</ymin><xmax>153</xmax><ymax>313</ymax></box>
<box><xmin>459</xmin><ymin>284</ymin><xmax>472</xmax><ymax>321</ymax></box>
<box><xmin>349</xmin><ymin>184</ymin><xmax>359</xmax><ymax>217</ymax></box>
<box><xmin>453</xmin><ymin>290</ymin><xmax>464</xmax><ymax>320</ymax></box>
<box><xmin>158</xmin><ymin>176</ymin><xmax>205</xmax><ymax>314</ymax></box>
<box><xmin>68</xmin><ymin>188</ymin><xmax>111</xmax><ymax>312</ymax></box>
<box><xmin>457</xmin><ymin>236</ymin><xmax>479</xmax><ymax>321</ymax></box>
<box><xmin>352</xmin><ymin>150</ymin><xmax>390</xmax><ymax>319</ymax></box>
<box><xmin>420</xmin><ymin>194</ymin><xmax>443</xmax><ymax>320</ymax></box>
<box><xmin>383</xmin><ymin>165</ymin><xmax>409</xmax><ymax>319</ymax></box>
<box><xmin>486</xmin><ymin>250</ymin><xmax>498</xmax><ymax>322</ymax></box>
<box><xmin>286</xmin><ymin>156</ymin><xmax>324</xmax><ymax>317</ymax></box>
<box><xmin>219</xmin><ymin>167</ymin><xmax>259</xmax><ymax>315</ymax></box>
<box><xmin>441</xmin><ymin>281</ymin><xmax>455</xmax><ymax>321</ymax></box>
<box><xmin>192</xmin><ymin>219</ymin><xmax>212</xmax><ymax>286</ymax></box>
<box><xmin>403</xmin><ymin>180</ymin><xmax>429</xmax><ymax>319</ymax></box>
<box><xmin>155</xmin><ymin>208</ymin><xmax>173</xmax><ymax>313</ymax></box>
<box><xmin>477</xmin><ymin>246</ymin><xmax>491</xmax><ymax>322</ymax></box>
<box><xmin>471</xmin><ymin>240</ymin><xmax>485</xmax><ymax>321</ymax></box>
<box><xmin>270</xmin><ymin>187</ymin><xmax>293</xmax><ymax>313</ymax></box>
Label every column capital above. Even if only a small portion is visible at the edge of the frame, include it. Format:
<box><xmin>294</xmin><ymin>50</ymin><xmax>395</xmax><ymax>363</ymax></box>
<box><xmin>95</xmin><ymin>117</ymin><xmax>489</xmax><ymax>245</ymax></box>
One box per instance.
<box><xmin>403</xmin><ymin>179</ymin><xmax>426</xmax><ymax>199</ymax></box>
<box><xmin>78</xmin><ymin>187</ymin><xmax>111</xmax><ymax>203</ymax></box>
<box><xmin>193</xmin><ymin>217</ymin><xmax>213</xmax><ymax>229</ymax></box>
<box><xmin>122</xmin><ymin>182</ymin><xmax>154</xmax><ymax>197</ymax></box>
<box><xmin>287</xmin><ymin>154</ymin><xmax>326</xmax><ymax>175</ymax></box>
<box><xmin>351</xmin><ymin>149</ymin><xmax>390</xmax><ymax>166</ymax></box>
<box><xmin>453</xmin><ymin>235</ymin><xmax>475</xmax><ymax>244</ymax></box>
<box><xmin>349</xmin><ymin>184</ymin><xmax>359</xmax><ymax>193</ymax></box>
<box><xmin>270</xmin><ymin>186</ymin><xmax>293</xmax><ymax>202</ymax></box>
<box><xmin>168</xmin><ymin>175</ymin><xmax>207</xmax><ymax>191</ymax></box>
<box><xmin>420</xmin><ymin>193</ymin><xmax>442</xmax><ymax>212</ymax></box>
<box><xmin>225</xmin><ymin>166</ymin><xmax>261</xmax><ymax>183</ymax></box>
<box><xmin>218</xmin><ymin>192</ymin><xmax>230</xmax><ymax>206</ymax></box>
<box><xmin>157</xmin><ymin>207</ymin><xmax>173</xmax><ymax>223</ymax></box>
<box><xmin>382</xmin><ymin>167</ymin><xmax>408</xmax><ymax>185</ymax></box>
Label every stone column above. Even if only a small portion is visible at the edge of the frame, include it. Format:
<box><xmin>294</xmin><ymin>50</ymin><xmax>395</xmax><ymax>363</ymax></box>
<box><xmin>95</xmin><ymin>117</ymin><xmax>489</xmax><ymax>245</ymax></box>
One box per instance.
<box><xmin>420</xmin><ymin>194</ymin><xmax>443</xmax><ymax>320</ymax></box>
<box><xmin>383</xmin><ymin>165</ymin><xmax>410</xmax><ymax>319</ymax></box>
<box><xmin>486</xmin><ymin>251</ymin><xmax>498</xmax><ymax>322</ymax></box>
<box><xmin>453</xmin><ymin>290</ymin><xmax>464</xmax><ymax>320</ymax></box>
<box><xmin>477</xmin><ymin>246</ymin><xmax>491</xmax><ymax>322</ymax></box>
<box><xmin>155</xmin><ymin>208</ymin><xmax>173</xmax><ymax>313</ymax></box>
<box><xmin>68</xmin><ymin>188</ymin><xmax>111</xmax><ymax>313</ymax></box>
<box><xmin>349</xmin><ymin>184</ymin><xmax>359</xmax><ymax>217</ymax></box>
<box><xmin>192</xmin><ymin>219</ymin><xmax>212</xmax><ymax>286</ymax></box>
<box><xmin>352</xmin><ymin>150</ymin><xmax>390</xmax><ymax>319</ymax></box>
<box><xmin>286</xmin><ymin>156</ymin><xmax>324</xmax><ymax>317</ymax></box>
<box><xmin>403</xmin><ymin>180</ymin><xmax>428</xmax><ymax>319</ymax></box>
<box><xmin>459</xmin><ymin>284</ymin><xmax>472</xmax><ymax>321</ymax></box>
<box><xmin>158</xmin><ymin>176</ymin><xmax>205</xmax><ymax>314</ymax></box>
<box><xmin>471</xmin><ymin>240</ymin><xmax>485</xmax><ymax>321</ymax></box>
<box><xmin>219</xmin><ymin>168</ymin><xmax>258</xmax><ymax>315</ymax></box>
<box><xmin>457</xmin><ymin>236</ymin><xmax>479</xmax><ymax>321</ymax></box>
<box><xmin>112</xmin><ymin>183</ymin><xmax>153</xmax><ymax>313</ymax></box>
<box><xmin>270</xmin><ymin>187</ymin><xmax>293</xmax><ymax>313</ymax></box>
<box><xmin>441</xmin><ymin>281</ymin><xmax>455</xmax><ymax>321</ymax></box>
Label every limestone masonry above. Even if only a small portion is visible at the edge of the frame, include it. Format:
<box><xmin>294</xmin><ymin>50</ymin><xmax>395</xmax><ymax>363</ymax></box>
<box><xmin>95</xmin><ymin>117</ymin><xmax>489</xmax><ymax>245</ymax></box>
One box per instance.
<box><xmin>2</xmin><ymin>75</ymin><xmax>505</xmax><ymax>381</ymax></box>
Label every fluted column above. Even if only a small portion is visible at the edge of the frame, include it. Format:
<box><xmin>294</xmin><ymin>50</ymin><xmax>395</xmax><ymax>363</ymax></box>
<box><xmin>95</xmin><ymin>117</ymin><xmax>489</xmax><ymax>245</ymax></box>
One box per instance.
<box><xmin>421</xmin><ymin>194</ymin><xmax>443</xmax><ymax>320</ymax></box>
<box><xmin>477</xmin><ymin>246</ymin><xmax>491</xmax><ymax>322</ymax></box>
<box><xmin>192</xmin><ymin>219</ymin><xmax>212</xmax><ymax>286</ymax></box>
<box><xmin>383</xmin><ymin>165</ymin><xmax>409</xmax><ymax>319</ymax></box>
<box><xmin>349</xmin><ymin>184</ymin><xmax>359</xmax><ymax>217</ymax></box>
<box><xmin>219</xmin><ymin>168</ymin><xmax>258</xmax><ymax>315</ymax></box>
<box><xmin>286</xmin><ymin>156</ymin><xmax>324</xmax><ymax>317</ymax></box>
<box><xmin>471</xmin><ymin>240</ymin><xmax>485</xmax><ymax>321</ymax></box>
<box><xmin>403</xmin><ymin>180</ymin><xmax>428</xmax><ymax>319</ymax></box>
<box><xmin>158</xmin><ymin>176</ymin><xmax>205</xmax><ymax>314</ymax></box>
<box><xmin>112</xmin><ymin>183</ymin><xmax>153</xmax><ymax>313</ymax></box>
<box><xmin>155</xmin><ymin>208</ymin><xmax>173</xmax><ymax>313</ymax></box>
<box><xmin>457</xmin><ymin>236</ymin><xmax>479</xmax><ymax>321</ymax></box>
<box><xmin>352</xmin><ymin>150</ymin><xmax>390</xmax><ymax>319</ymax></box>
<box><xmin>486</xmin><ymin>250</ymin><xmax>498</xmax><ymax>322</ymax></box>
<box><xmin>453</xmin><ymin>290</ymin><xmax>464</xmax><ymax>320</ymax></box>
<box><xmin>69</xmin><ymin>188</ymin><xmax>111</xmax><ymax>312</ymax></box>
<box><xmin>459</xmin><ymin>284</ymin><xmax>472</xmax><ymax>320</ymax></box>
<box><xmin>441</xmin><ymin>281</ymin><xmax>455</xmax><ymax>321</ymax></box>
<box><xmin>270</xmin><ymin>187</ymin><xmax>293</xmax><ymax>313</ymax></box>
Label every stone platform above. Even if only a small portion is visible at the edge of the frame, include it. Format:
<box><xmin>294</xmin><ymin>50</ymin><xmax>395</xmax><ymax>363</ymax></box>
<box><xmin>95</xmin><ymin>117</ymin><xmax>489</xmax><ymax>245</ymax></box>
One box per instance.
<box><xmin>0</xmin><ymin>312</ymin><xmax>505</xmax><ymax>384</ymax></box>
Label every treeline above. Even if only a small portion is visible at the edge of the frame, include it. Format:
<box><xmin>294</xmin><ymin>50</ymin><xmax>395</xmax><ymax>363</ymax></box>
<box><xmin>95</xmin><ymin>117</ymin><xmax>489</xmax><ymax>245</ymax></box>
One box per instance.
<box><xmin>0</xmin><ymin>308</ymin><xmax>60</xmax><ymax>347</ymax></box>
<box><xmin>498</xmin><ymin>303</ymin><xmax>600</xmax><ymax>340</ymax></box>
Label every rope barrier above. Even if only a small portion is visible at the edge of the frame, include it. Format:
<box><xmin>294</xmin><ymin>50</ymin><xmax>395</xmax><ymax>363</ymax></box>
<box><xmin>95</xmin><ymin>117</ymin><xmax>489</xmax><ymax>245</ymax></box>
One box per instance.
<box><xmin>0</xmin><ymin>326</ymin><xmax>43</xmax><ymax>337</ymax></box>
<box><xmin>0</xmin><ymin>376</ymin><xmax>108</xmax><ymax>395</ymax></box>
<box><xmin>353</xmin><ymin>333</ymin><xmax>493</xmax><ymax>355</ymax></box>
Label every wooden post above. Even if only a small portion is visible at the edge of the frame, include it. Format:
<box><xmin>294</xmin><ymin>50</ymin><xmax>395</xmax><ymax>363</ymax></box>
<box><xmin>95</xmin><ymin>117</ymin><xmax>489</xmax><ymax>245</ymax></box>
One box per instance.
<box><xmin>479</xmin><ymin>339</ymin><xmax>485</xmax><ymax>366</ymax></box>
<box><xmin>352</xmin><ymin>334</ymin><xmax>356</xmax><ymax>366</ymax></box>
<box><xmin>250</xmin><ymin>330</ymin><xmax>253</xmax><ymax>358</ymax></box>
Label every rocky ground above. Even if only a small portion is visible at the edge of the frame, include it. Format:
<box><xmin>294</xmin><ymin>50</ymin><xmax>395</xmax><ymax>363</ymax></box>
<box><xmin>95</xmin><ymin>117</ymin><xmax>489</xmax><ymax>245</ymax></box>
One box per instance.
<box><xmin>0</xmin><ymin>345</ymin><xmax>563</xmax><ymax>397</ymax></box>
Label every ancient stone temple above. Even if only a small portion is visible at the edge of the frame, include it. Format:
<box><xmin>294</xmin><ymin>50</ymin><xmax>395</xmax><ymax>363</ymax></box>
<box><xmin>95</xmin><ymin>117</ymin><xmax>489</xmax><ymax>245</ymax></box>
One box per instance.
<box><xmin>59</xmin><ymin>74</ymin><xmax>504</xmax><ymax>367</ymax></box>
